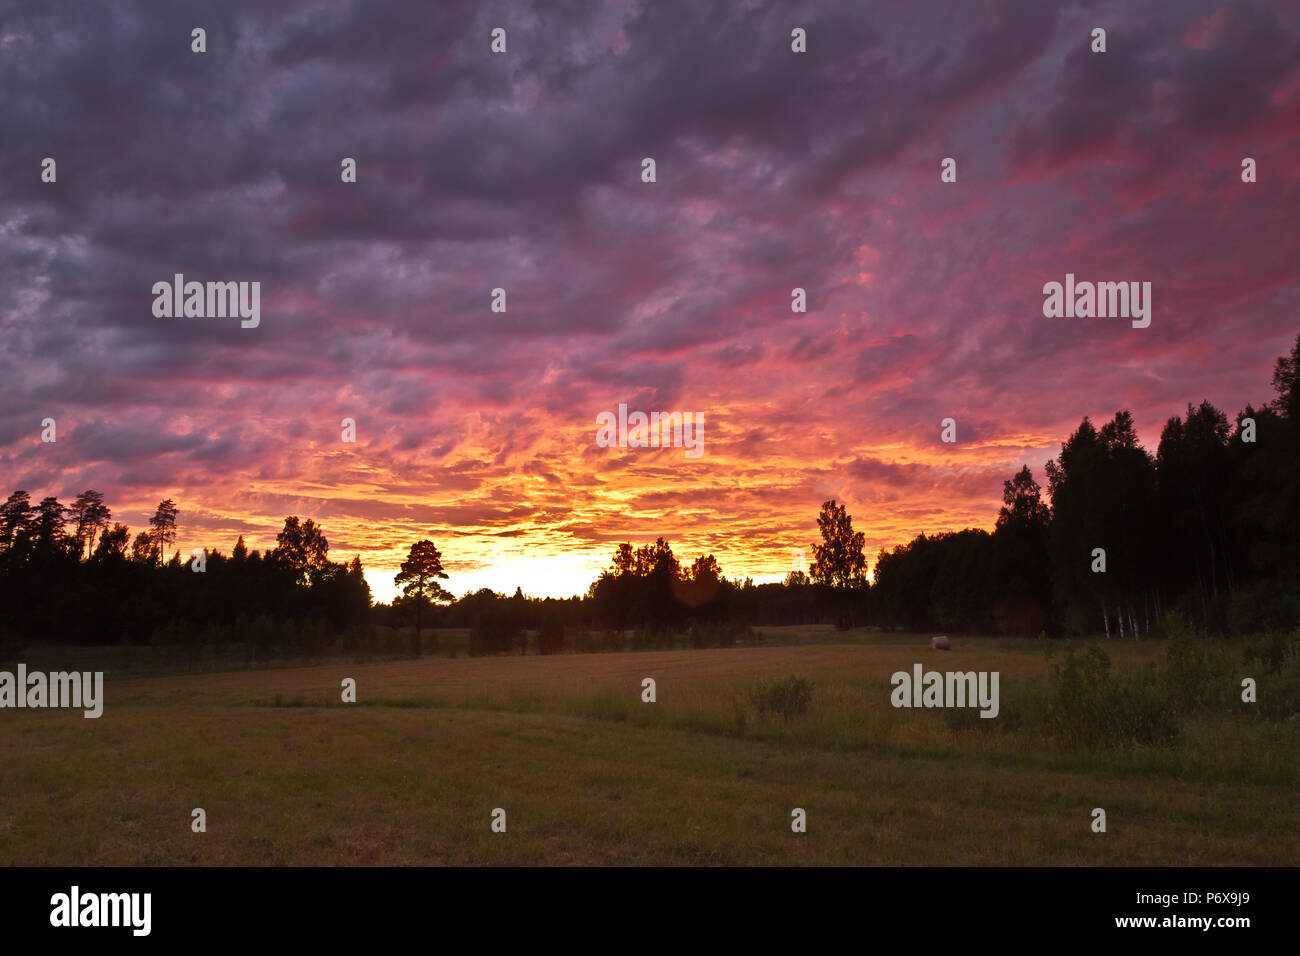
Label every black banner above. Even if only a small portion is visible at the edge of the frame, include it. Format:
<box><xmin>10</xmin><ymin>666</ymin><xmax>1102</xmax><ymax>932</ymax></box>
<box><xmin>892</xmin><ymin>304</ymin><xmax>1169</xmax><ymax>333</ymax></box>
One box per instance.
<box><xmin>0</xmin><ymin>866</ymin><xmax>1285</xmax><ymax>943</ymax></box>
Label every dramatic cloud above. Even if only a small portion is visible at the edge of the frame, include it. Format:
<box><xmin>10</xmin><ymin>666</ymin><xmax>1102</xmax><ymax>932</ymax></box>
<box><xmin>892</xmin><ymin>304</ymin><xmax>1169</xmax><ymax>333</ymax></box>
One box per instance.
<box><xmin>2</xmin><ymin>0</ymin><xmax>1297</xmax><ymax>599</ymax></box>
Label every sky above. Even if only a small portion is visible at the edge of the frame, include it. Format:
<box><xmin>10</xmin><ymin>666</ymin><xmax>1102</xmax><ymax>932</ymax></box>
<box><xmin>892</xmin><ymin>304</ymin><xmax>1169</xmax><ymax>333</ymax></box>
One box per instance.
<box><xmin>2</xmin><ymin>0</ymin><xmax>1298</xmax><ymax>603</ymax></box>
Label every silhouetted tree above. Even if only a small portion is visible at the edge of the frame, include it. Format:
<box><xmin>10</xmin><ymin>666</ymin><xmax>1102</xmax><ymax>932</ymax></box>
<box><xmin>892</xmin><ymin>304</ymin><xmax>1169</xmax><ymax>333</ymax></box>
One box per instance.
<box><xmin>0</xmin><ymin>491</ymin><xmax>36</xmax><ymax>557</ymax></box>
<box><xmin>69</xmin><ymin>490</ymin><xmax>111</xmax><ymax>558</ymax></box>
<box><xmin>872</xmin><ymin>533</ymin><xmax>945</xmax><ymax>631</ymax></box>
<box><xmin>1272</xmin><ymin>332</ymin><xmax>1300</xmax><ymax>420</ymax></box>
<box><xmin>146</xmin><ymin>499</ymin><xmax>179</xmax><ymax>565</ymax></box>
<box><xmin>131</xmin><ymin>531</ymin><xmax>154</xmax><ymax>564</ymax></box>
<box><xmin>992</xmin><ymin>466</ymin><xmax>1052</xmax><ymax>635</ymax></box>
<box><xmin>1046</xmin><ymin>414</ymin><xmax>1158</xmax><ymax>636</ymax></box>
<box><xmin>1156</xmin><ymin>401</ymin><xmax>1235</xmax><ymax>627</ymax></box>
<box><xmin>1259</xmin><ymin>334</ymin><xmax>1300</xmax><ymax>582</ymax></box>
<box><xmin>810</xmin><ymin>499</ymin><xmax>867</xmax><ymax>627</ymax></box>
<box><xmin>928</xmin><ymin>529</ymin><xmax>996</xmax><ymax>632</ymax></box>
<box><xmin>395</xmin><ymin>539</ymin><xmax>450</xmax><ymax>654</ymax></box>
<box><xmin>32</xmin><ymin>497</ymin><xmax>69</xmax><ymax>555</ymax></box>
<box><xmin>92</xmin><ymin>523</ymin><xmax>130</xmax><ymax>562</ymax></box>
<box><xmin>273</xmin><ymin>516</ymin><xmax>329</xmax><ymax>585</ymax></box>
<box><xmin>810</xmin><ymin>499</ymin><xmax>866</xmax><ymax>588</ymax></box>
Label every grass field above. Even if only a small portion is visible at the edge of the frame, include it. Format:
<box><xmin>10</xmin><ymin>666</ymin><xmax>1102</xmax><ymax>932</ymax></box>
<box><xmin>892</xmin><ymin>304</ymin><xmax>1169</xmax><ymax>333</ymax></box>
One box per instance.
<box><xmin>2</xmin><ymin>627</ymin><xmax>1297</xmax><ymax>865</ymax></box>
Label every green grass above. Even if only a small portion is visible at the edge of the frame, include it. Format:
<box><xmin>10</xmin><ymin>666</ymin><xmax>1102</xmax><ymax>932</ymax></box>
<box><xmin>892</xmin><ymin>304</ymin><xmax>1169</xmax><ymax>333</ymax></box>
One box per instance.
<box><xmin>1</xmin><ymin>628</ymin><xmax>1297</xmax><ymax>865</ymax></box>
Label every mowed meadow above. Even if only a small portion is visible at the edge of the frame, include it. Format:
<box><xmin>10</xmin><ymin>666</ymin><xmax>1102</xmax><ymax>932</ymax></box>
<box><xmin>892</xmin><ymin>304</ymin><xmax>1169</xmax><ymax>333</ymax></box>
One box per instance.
<box><xmin>2</xmin><ymin>626</ymin><xmax>1298</xmax><ymax>866</ymax></box>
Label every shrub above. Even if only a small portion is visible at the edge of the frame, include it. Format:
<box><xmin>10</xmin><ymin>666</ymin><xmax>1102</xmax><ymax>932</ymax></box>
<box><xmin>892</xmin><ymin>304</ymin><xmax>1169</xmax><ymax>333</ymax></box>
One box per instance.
<box><xmin>749</xmin><ymin>675</ymin><xmax>814</xmax><ymax>720</ymax></box>
<box><xmin>1157</xmin><ymin>609</ymin><xmax>1196</xmax><ymax>642</ymax></box>
<box><xmin>1161</xmin><ymin>625</ymin><xmax>1234</xmax><ymax>713</ymax></box>
<box><xmin>1242</xmin><ymin>628</ymin><xmax>1297</xmax><ymax>674</ymax></box>
<box><xmin>1044</xmin><ymin>645</ymin><xmax>1179</xmax><ymax>749</ymax></box>
<box><xmin>1258</xmin><ymin>652</ymin><xmax>1300</xmax><ymax>722</ymax></box>
<box><xmin>1248</xmin><ymin>628</ymin><xmax>1300</xmax><ymax>722</ymax></box>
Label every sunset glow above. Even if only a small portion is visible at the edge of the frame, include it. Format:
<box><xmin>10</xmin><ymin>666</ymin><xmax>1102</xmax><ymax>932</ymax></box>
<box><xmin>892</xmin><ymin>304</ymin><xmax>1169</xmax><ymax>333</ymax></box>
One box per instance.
<box><xmin>2</xmin><ymin>2</ymin><xmax>1297</xmax><ymax>601</ymax></box>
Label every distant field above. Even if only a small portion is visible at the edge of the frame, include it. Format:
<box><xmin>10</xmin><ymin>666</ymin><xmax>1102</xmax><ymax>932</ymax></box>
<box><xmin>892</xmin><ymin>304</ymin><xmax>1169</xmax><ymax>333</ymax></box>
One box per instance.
<box><xmin>2</xmin><ymin>627</ymin><xmax>1297</xmax><ymax>865</ymax></box>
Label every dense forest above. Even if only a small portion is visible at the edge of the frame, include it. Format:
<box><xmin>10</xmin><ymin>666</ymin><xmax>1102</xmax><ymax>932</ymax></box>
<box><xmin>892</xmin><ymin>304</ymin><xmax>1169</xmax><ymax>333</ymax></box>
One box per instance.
<box><xmin>870</xmin><ymin>332</ymin><xmax>1300</xmax><ymax>638</ymax></box>
<box><xmin>2</xmin><ymin>334</ymin><xmax>1297</xmax><ymax>653</ymax></box>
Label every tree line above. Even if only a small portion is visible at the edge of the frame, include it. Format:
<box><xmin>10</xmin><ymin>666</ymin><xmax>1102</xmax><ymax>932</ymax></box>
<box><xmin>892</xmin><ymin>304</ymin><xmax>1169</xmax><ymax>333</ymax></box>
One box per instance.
<box><xmin>2</xmin><ymin>333</ymin><xmax>1296</xmax><ymax>649</ymax></box>
<box><xmin>0</xmin><ymin>497</ymin><xmax>370</xmax><ymax>651</ymax></box>
<box><xmin>390</xmin><ymin>332</ymin><xmax>1300</xmax><ymax>643</ymax></box>
<box><xmin>869</xmin><ymin>332</ymin><xmax>1300</xmax><ymax>637</ymax></box>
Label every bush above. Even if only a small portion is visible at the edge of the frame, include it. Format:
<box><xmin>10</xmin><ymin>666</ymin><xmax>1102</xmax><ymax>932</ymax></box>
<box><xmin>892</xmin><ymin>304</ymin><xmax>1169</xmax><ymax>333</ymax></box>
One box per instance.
<box><xmin>1246</xmin><ymin>627</ymin><xmax>1300</xmax><ymax>721</ymax></box>
<box><xmin>1161</xmin><ymin>624</ymin><xmax>1234</xmax><ymax>713</ymax></box>
<box><xmin>749</xmin><ymin>675</ymin><xmax>813</xmax><ymax>720</ymax></box>
<box><xmin>1157</xmin><ymin>609</ymin><xmax>1196</xmax><ymax>642</ymax></box>
<box><xmin>1257</xmin><ymin>651</ymin><xmax>1300</xmax><ymax>721</ymax></box>
<box><xmin>1242</xmin><ymin>628</ymin><xmax>1297</xmax><ymax>674</ymax></box>
<box><xmin>1043</xmin><ymin>645</ymin><xmax>1179</xmax><ymax>749</ymax></box>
